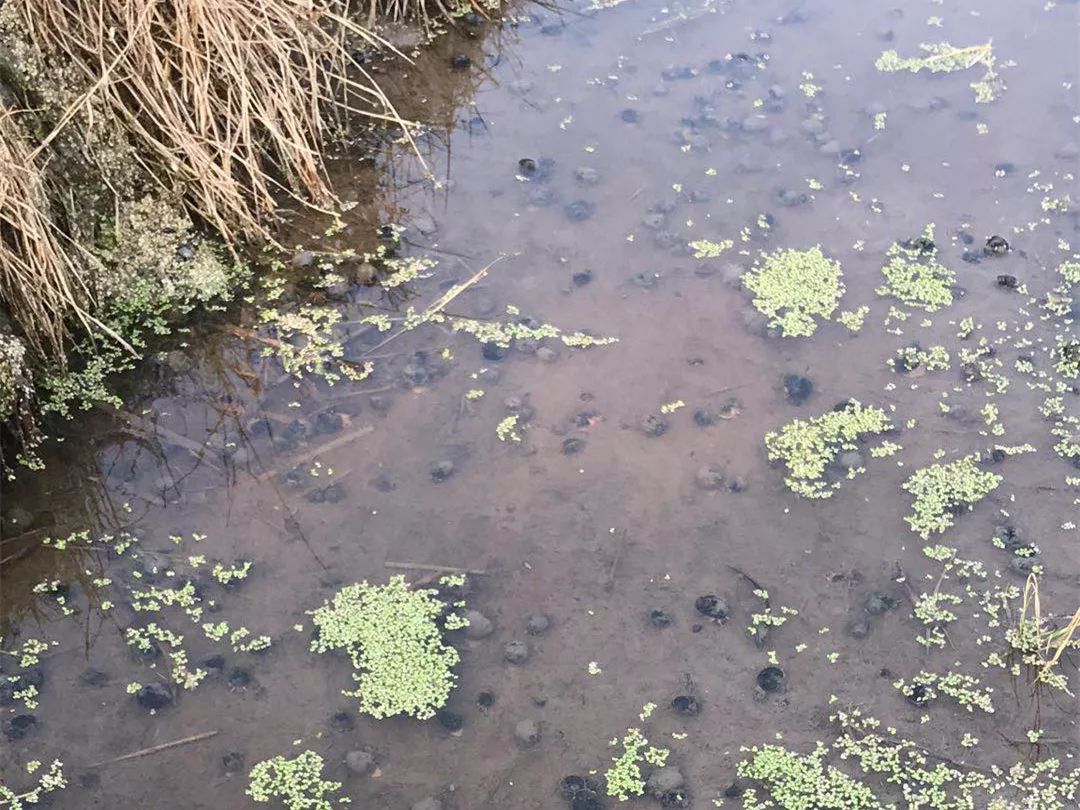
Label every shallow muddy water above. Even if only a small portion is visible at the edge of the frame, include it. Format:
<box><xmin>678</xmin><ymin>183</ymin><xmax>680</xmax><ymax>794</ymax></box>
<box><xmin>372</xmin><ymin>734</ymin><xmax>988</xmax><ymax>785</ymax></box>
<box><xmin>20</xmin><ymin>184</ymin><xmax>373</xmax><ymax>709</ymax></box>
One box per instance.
<box><xmin>3</xmin><ymin>1</ymin><xmax>1080</xmax><ymax>808</ymax></box>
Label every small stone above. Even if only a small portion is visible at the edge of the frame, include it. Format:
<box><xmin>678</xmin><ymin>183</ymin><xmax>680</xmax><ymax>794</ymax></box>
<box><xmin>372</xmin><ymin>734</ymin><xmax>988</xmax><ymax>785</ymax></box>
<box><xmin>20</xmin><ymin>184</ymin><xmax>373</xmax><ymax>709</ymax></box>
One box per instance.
<box><xmin>996</xmin><ymin>274</ymin><xmax>1019</xmax><ymax>289</ymax></box>
<box><xmin>345</xmin><ymin>750</ymin><xmax>375</xmax><ymax>775</ymax></box>
<box><xmin>514</xmin><ymin>718</ymin><xmax>541</xmax><ymax>747</ymax></box>
<box><xmin>671</xmin><ymin>695</ymin><xmax>700</xmax><ymax>716</ymax></box>
<box><xmin>846</xmin><ymin>618</ymin><xmax>872</xmax><ymax>639</ymax></box>
<box><xmin>222</xmin><ymin>751</ymin><xmax>245</xmax><ymax>776</ymax></box>
<box><xmin>864</xmin><ymin>592</ymin><xmax>897</xmax><ymax>616</ymax></box>
<box><xmin>525</xmin><ymin>613</ymin><xmax>551</xmax><ymax>635</ymax></box>
<box><xmin>292</xmin><ymin>250</ymin><xmax>315</xmax><ymax>269</ymax></box>
<box><xmin>574</xmin><ymin>167</ymin><xmax>601</xmax><ymax>186</ymax></box>
<box><xmin>640</xmin><ymin>413</ymin><xmax>669</xmax><ymax>436</ymax></box>
<box><xmin>756</xmin><ymin>666</ymin><xmax>785</xmax><ymax>692</ymax></box>
<box><xmin>482</xmin><ymin>342</ymin><xmax>507</xmax><ymax>361</ymax></box>
<box><xmin>694</xmin><ymin>594</ymin><xmax>729</xmax><ymax>620</ymax></box>
<box><xmin>564</xmin><ymin>200</ymin><xmax>595</xmax><ymax>222</ymax></box>
<box><xmin>330</xmin><ymin>711</ymin><xmax>355</xmax><ymax>732</ymax></box>
<box><xmin>777</xmin><ymin>188</ymin><xmax>808</xmax><ymax>207</ymax></box>
<box><xmin>727</xmin><ymin>476</ymin><xmax>748</xmax><ymax>493</ymax></box>
<box><xmin>647</xmin><ymin>767</ymin><xmax>685</xmax><ymax>798</ymax></box>
<box><xmin>695</xmin><ymin>465</ymin><xmax>726</xmax><ymax>491</ymax></box>
<box><xmin>477</xmin><ymin>691</ymin><xmax>495</xmax><ymax>708</ymax></box>
<box><xmin>619</xmin><ymin>108</ymin><xmax>641</xmax><ymax>123</ymax></box>
<box><xmin>527</xmin><ymin>186</ymin><xmax>557</xmax><ymax>207</ymax></box>
<box><xmin>572</xmin><ymin>269</ymin><xmax>593</xmax><ymax>287</ymax></box>
<box><xmin>370</xmin><ymin>472</ymin><xmax>396</xmax><ymax>492</ymax></box>
<box><xmin>536</xmin><ymin>346</ymin><xmax>558</xmax><ymax>363</ymax></box>
<box><xmin>518</xmin><ymin>157</ymin><xmax>538</xmax><ymax>176</ymax></box>
<box><xmin>648</xmin><ymin>608</ymin><xmax>673</xmax><ymax>628</ymax></box>
<box><xmin>984</xmin><ymin>235</ymin><xmax>1010</xmax><ymax>256</ymax></box>
<box><xmin>315</xmin><ymin>411</ymin><xmax>344</xmax><ymax>434</ymax></box>
<box><xmin>435</xmin><ymin>709</ymin><xmax>463</xmax><ymax>731</ymax></box>
<box><xmin>430</xmin><ymin>460</ymin><xmax>455</xmax><ymax>483</ymax></box>
<box><xmin>741</xmin><ymin>116</ymin><xmax>768</xmax><ymax>133</ymax></box>
<box><xmin>504</xmin><ymin>639</ymin><xmax>530</xmax><ymax>664</ymax></box>
<box><xmin>692</xmin><ymin>408</ymin><xmax>717</xmax><ymax>427</ymax></box>
<box><xmin>4</xmin><ymin>714</ymin><xmax>37</xmax><ymax>740</ymax></box>
<box><xmin>450</xmin><ymin>53</ymin><xmax>471</xmax><ymax>69</ymax></box>
<box><xmin>562</xmin><ymin>436</ymin><xmax>586</xmax><ymax>455</ymax></box>
<box><xmin>80</xmin><ymin>668</ymin><xmax>109</xmax><ymax>687</ymax></box>
<box><xmin>783</xmin><ymin>374</ymin><xmax>813</xmax><ymax>405</ymax></box>
<box><xmin>1010</xmin><ymin>556</ymin><xmax>1038</xmax><ymax>576</ymax></box>
<box><xmin>136</xmin><ymin>683</ymin><xmax>172</xmax><ymax>711</ymax></box>
<box><xmin>463</xmin><ymin>609</ymin><xmax>494</xmax><ymax>639</ymax></box>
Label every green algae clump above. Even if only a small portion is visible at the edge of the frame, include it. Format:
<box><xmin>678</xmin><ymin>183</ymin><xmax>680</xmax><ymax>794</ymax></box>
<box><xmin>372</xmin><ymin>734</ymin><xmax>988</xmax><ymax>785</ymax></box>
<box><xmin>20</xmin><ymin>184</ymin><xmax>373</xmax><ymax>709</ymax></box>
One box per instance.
<box><xmin>875</xmin><ymin>227</ymin><xmax>955</xmax><ymax>312</ymax></box>
<box><xmin>764</xmin><ymin>401</ymin><xmax>894</xmax><ymax>499</ymax></box>
<box><xmin>902</xmin><ymin>455</ymin><xmax>1001</xmax><ymax>539</ymax></box>
<box><xmin>246</xmin><ymin>750</ymin><xmax>343</xmax><ymax>810</ymax></box>
<box><xmin>737</xmin><ymin>742</ymin><xmax>883</xmax><ymax>809</ymax></box>
<box><xmin>875</xmin><ymin>42</ymin><xmax>1002</xmax><ymax>103</ymax></box>
<box><xmin>309</xmin><ymin>575</ymin><xmax>462</xmax><ymax>719</ymax></box>
<box><xmin>742</xmin><ymin>246</ymin><xmax>845</xmax><ymax>338</ymax></box>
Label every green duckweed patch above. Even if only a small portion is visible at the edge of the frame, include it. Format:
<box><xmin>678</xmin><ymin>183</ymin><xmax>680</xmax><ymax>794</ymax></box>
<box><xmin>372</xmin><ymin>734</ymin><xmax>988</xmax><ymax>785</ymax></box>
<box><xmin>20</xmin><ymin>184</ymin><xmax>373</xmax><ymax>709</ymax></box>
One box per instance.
<box><xmin>247</xmin><ymin>750</ymin><xmax>346</xmax><ymax>810</ymax></box>
<box><xmin>764</xmin><ymin>401</ymin><xmax>894</xmax><ymax>499</ymax></box>
<box><xmin>0</xmin><ymin>760</ymin><xmax>67</xmax><ymax>809</ymax></box>
<box><xmin>875</xmin><ymin>227</ymin><xmax>955</xmax><ymax>312</ymax></box>
<box><xmin>902</xmin><ymin>455</ymin><xmax>1002</xmax><ymax>539</ymax></box>
<box><xmin>604</xmin><ymin>704</ymin><xmax>670</xmax><ymax>801</ymax></box>
<box><xmin>309</xmin><ymin>575</ymin><xmax>465</xmax><ymax>719</ymax></box>
<box><xmin>742</xmin><ymin>246</ymin><xmax>845</xmax><ymax>338</ymax></box>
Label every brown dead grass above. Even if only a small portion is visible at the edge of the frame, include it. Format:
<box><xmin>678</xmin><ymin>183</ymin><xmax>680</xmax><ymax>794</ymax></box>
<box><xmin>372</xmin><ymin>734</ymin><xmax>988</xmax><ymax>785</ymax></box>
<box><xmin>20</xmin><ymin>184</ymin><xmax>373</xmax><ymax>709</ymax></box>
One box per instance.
<box><xmin>0</xmin><ymin>0</ymin><xmax>467</xmax><ymax>359</ymax></box>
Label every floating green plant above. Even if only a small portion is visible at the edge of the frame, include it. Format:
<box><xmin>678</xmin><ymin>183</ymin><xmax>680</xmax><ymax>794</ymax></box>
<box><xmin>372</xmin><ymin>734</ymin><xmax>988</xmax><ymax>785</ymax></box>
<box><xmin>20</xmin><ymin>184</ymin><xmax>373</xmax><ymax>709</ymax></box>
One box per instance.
<box><xmin>737</xmin><ymin>742</ymin><xmax>882</xmax><ymax>809</ymax></box>
<box><xmin>764</xmin><ymin>401</ymin><xmax>893</xmax><ymax>499</ymax></box>
<box><xmin>892</xmin><ymin>345</ymin><xmax>950</xmax><ymax>373</ymax></box>
<box><xmin>689</xmin><ymin>238</ymin><xmax>734</xmax><ymax>258</ymax></box>
<box><xmin>1</xmin><ymin>760</ymin><xmax>66</xmax><ymax>809</ymax></box>
<box><xmin>604</xmin><ymin>704</ymin><xmax>670</xmax><ymax>801</ymax></box>
<box><xmin>894</xmin><ymin>670</ymin><xmax>995</xmax><ymax>713</ymax></box>
<box><xmin>742</xmin><ymin>246</ymin><xmax>845</xmax><ymax>338</ymax></box>
<box><xmin>247</xmin><ymin>750</ymin><xmax>345</xmax><ymax>810</ymax></box>
<box><xmin>875</xmin><ymin>42</ymin><xmax>1003</xmax><ymax>103</ymax></box>
<box><xmin>902</xmin><ymin>455</ymin><xmax>1001</xmax><ymax>539</ymax></box>
<box><xmin>309</xmin><ymin>575</ymin><xmax>463</xmax><ymax>719</ymax></box>
<box><xmin>876</xmin><ymin>226</ymin><xmax>955</xmax><ymax>312</ymax></box>
<box><xmin>837</xmin><ymin>306</ymin><xmax>869</xmax><ymax>333</ymax></box>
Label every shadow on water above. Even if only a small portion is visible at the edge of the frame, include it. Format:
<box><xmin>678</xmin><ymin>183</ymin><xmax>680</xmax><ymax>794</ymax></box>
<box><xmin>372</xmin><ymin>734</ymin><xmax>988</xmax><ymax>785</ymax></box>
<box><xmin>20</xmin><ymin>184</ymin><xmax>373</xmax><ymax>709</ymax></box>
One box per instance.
<box><xmin>3</xmin><ymin>0</ymin><xmax>1080</xmax><ymax>807</ymax></box>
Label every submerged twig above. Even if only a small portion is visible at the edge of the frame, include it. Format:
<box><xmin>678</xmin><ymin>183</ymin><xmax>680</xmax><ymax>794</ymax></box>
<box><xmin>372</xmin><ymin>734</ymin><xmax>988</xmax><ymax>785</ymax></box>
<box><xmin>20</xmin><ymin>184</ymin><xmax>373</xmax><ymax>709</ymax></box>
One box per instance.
<box><xmin>384</xmin><ymin>561</ymin><xmax>487</xmax><ymax>576</ymax></box>
<box><xmin>88</xmin><ymin>730</ymin><xmax>219</xmax><ymax>768</ymax></box>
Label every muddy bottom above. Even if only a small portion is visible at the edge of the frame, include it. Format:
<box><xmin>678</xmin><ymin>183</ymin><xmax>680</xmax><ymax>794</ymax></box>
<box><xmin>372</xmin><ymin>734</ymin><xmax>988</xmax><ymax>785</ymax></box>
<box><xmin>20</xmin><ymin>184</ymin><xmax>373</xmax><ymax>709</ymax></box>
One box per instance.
<box><xmin>3</xmin><ymin>0</ymin><xmax>1080</xmax><ymax>808</ymax></box>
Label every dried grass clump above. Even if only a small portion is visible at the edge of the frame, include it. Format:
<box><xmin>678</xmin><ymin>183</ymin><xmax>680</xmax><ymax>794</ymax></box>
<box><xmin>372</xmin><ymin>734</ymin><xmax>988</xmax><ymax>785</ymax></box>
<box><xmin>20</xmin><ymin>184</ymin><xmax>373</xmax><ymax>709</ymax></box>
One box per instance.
<box><xmin>0</xmin><ymin>0</ymin><xmax>453</xmax><ymax>364</ymax></box>
<box><xmin>6</xmin><ymin>0</ymin><xmax>406</xmax><ymax>244</ymax></box>
<box><xmin>0</xmin><ymin>108</ymin><xmax>94</xmax><ymax>359</ymax></box>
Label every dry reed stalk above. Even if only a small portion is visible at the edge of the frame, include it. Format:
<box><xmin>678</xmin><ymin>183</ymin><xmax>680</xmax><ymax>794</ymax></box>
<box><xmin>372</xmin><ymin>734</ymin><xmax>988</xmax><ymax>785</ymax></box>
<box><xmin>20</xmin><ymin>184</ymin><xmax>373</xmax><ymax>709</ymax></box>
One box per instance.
<box><xmin>0</xmin><ymin>108</ymin><xmax>93</xmax><ymax>358</ymax></box>
<box><xmin>0</xmin><ymin>0</ymin><xmax>438</xmax><ymax>361</ymax></box>
<box><xmin>10</xmin><ymin>0</ymin><xmax>410</xmax><ymax>245</ymax></box>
